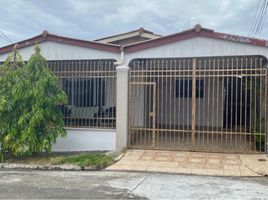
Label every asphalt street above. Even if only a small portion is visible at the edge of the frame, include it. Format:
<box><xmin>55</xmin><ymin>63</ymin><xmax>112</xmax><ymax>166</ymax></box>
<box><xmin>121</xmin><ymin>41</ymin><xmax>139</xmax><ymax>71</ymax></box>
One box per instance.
<box><xmin>0</xmin><ymin>170</ymin><xmax>268</xmax><ymax>199</ymax></box>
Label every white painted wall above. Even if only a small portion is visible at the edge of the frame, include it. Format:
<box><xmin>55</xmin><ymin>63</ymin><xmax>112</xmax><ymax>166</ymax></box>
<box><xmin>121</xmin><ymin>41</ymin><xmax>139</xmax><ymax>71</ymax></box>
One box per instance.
<box><xmin>124</xmin><ymin>37</ymin><xmax>268</xmax><ymax>65</ymax></box>
<box><xmin>2</xmin><ymin>36</ymin><xmax>268</xmax><ymax>64</ymax></box>
<box><xmin>0</xmin><ymin>41</ymin><xmax>119</xmax><ymax>61</ymax></box>
<box><xmin>52</xmin><ymin>128</ymin><xmax>116</xmax><ymax>152</ymax></box>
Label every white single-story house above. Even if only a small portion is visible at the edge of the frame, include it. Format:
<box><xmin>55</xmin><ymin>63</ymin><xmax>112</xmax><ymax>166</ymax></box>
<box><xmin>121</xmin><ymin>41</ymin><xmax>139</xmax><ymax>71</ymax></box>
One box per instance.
<box><xmin>0</xmin><ymin>24</ymin><xmax>267</xmax><ymax>153</ymax></box>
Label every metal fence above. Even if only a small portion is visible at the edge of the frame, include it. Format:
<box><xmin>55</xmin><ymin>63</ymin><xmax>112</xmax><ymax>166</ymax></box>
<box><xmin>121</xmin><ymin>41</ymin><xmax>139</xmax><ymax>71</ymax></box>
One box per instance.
<box><xmin>47</xmin><ymin>59</ymin><xmax>116</xmax><ymax>129</ymax></box>
<box><xmin>128</xmin><ymin>56</ymin><xmax>268</xmax><ymax>153</ymax></box>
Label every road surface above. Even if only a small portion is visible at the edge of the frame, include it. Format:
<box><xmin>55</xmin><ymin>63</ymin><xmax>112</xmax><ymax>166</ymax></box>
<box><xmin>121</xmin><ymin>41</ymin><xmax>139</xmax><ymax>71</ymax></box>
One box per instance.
<box><xmin>0</xmin><ymin>170</ymin><xmax>268</xmax><ymax>199</ymax></box>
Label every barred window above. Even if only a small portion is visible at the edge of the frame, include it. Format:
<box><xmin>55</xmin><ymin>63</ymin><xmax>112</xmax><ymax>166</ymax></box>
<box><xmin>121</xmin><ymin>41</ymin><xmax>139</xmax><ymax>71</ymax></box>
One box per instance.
<box><xmin>47</xmin><ymin>59</ymin><xmax>116</xmax><ymax>129</ymax></box>
<box><xmin>176</xmin><ymin>79</ymin><xmax>204</xmax><ymax>98</ymax></box>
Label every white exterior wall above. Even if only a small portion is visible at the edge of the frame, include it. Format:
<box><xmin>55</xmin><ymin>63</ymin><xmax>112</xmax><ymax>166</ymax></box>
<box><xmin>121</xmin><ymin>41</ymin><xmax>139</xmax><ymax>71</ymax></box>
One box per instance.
<box><xmin>0</xmin><ymin>41</ymin><xmax>119</xmax><ymax>61</ymax></box>
<box><xmin>125</xmin><ymin>37</ymin><xmax>268</xmax><ymax>64</ymax></box>
<box><xmin>52</xmin><ymin>128</ymin><xmax>116</xmax><ymax>152</ymax></box>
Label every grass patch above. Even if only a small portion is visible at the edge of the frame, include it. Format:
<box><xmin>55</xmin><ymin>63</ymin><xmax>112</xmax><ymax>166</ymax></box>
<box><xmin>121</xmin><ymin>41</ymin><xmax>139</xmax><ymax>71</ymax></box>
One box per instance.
<box><xmin>50</xmin><ymin>153</ymin><xmax>113</xmax><ymax>168</ymax></box>
<box><xmin>5</xmin><ymin>153</ymin><xmax>114</xmax><ymax>168</ymax></box>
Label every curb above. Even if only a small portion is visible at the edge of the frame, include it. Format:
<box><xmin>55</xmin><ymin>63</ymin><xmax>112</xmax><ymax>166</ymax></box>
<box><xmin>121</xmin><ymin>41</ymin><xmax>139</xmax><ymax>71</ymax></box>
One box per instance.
<box><xmin>0</xmin><ymin>163</ymin><xmax>99</xmax><ymax>171</ymax></box>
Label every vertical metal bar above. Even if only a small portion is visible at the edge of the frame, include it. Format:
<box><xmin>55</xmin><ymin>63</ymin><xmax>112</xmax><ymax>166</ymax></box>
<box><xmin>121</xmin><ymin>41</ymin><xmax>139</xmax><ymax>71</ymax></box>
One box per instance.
<box><xmin>182</xmin><ymin>59</ymin><xmax>186</xmax><ymax>144</ymax></box>
<box><xmin>221</xmin><ymin>58</ymin><xmax>225</xmax><ymax>145</ymax></box>
<box><xmin>134</xmin><ymin>60</ymin><xmax>137</xmax><ymax>147</ymax></box>
<box><xmin>132</xmin><ymin>84</ymin><xmax>137</xmax><ymax>147</ymax></box>
<box><xmin>169</xmin><ymin>59</ymin><xmax>173</xmax><ymax>148</ymax></box>
<box><xmin>165</xmin><ymin>59</ymin><xmax>168</xmax><ymax>146</ymax></box>
<box><xmin>139</xmin><ymin>60</ymin><xmax>142</xmax><ymax>147</ymax></box>
<box><xmin>249</xmin><ymin>58</ymin><xmax>253</xmax><ymax>148</ymax></box>
<box><xmin>150</xmin><ymin>60</ymin><xmax>153</xmax><ymax>146</ymax></box>
<box><xmin>203</xmin><ymin>59</ymin><xmax>206</xmax><ymax>146</ymax></box>
<box><xmin>178</xmin><ymin>59</ymin><xmax>182</xmax><ymax>147</ymax></box>
<box><xmin>152</xmin><ymin>83</ymin><xmax>156</xmax><ymax>147</ymax></box>
<box><xmin>188</xmin><ymin>59</ymin><xmax>191</xmax><ymax>145</ymax></box>
<box><xmin>105</xmin><ymin>60</ymin><xmax>108</xmax><ymax>128</ymax></box>
<box><xmin>235</xmin><ymin>58</ymin><xmax>239</xmax><ymax>148</ymax></box>
<box><xmin>85</xmin><ymin>61</ymin><xmax>88</xmax><ymax>127</ymax></box>
<box><xmin>254</xmin><ymin>58</ymin><xmax>258</xmax><ymax>152</ymax></box>
<box><xmin>207</xmin><ymin>59</ymin><xmax>211</xmax><ymax>146</ymax></box>
<box><xmin>240</xmin><ymin>58</ymin><xmax>243</xmax><ymax>144</ymax></box>
<box><xmin>225</xmin><ymin>59</ymin><xmax>229</xmax><ymax>143</ymax></box>
<box><xmin>81</xmin><ymin>61</ymin><xmax>84</xmax><ymax>127</ymax></box>
<box><xmin>216</xmin><ymin>58</ymin><xmax>220</xmax><ymax>147</ymax></box>
<box><xmin>211</xmin><ymin>59</ymin><xmax>215</xmax><ymax>144</ymax></box>
<box><xmin>173</xmin><ymin>59</ymin><xmax>177</xmax><ymax>148</ymax></box>
<box><xmin>144</xmin><ymin>60</ymin><xmax>148</xmax><ymax>147</ymax></box>
<box><xmin>230</xmin><ymin>58</ymin><xmax>234</xmax><ymax>146</ymax></box>
<box><xmin>197</xmin><ymin>59</ymin><xmax>201</xmax><ymax>149</ymax></box>
<box><xmin>100</xmin><ymin>61</ymin><xmax>103</xmax><ymax>128</ymax></box>
<box><xmin>192</xmin><ymin>58</ymin><xmax>197</xmax><ymax>150</ymax></box>
<box><xmin>157</xmin><ymin>59</ymin><xmax>160</xmax><ymax>147</ymax></box>
<box><xmin>259</xmin><ymin>59</ymin><xmax>263</xmax><ymax>152</ymax></box>
<box><xmin>244</xmin><ymin>58</ymin><xmax>248</xmax><ymax>147</ymax></box>
<box><xmin>265</xmin><ymin>67</ymin><xmax>268</xmax><ymax>153</ymax></box>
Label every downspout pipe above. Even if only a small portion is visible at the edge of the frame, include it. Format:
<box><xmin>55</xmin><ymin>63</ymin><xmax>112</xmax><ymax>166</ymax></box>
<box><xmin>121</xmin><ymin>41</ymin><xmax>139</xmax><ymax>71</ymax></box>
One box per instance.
<box><xmin>114</xmin><ymin>46</ymin><xmax>125</xmax><ymax>66</ymax></box>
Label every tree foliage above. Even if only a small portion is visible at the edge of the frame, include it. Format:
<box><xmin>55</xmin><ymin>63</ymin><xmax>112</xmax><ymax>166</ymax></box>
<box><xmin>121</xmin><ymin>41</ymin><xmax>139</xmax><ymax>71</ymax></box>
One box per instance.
<box><xmin>0</xmin><ymin>45</ymin><xmax>67</xmax><ymax>157</ymax></box>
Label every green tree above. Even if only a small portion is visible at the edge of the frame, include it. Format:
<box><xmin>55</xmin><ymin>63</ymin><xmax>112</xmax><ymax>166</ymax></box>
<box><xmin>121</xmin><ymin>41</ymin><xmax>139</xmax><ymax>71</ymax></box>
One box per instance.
<box><xmin>0</xmin><ymin>45</ymin><xmax>67</xmax><ymax>159</ymax></box>
<box><xmin>0</xmin><ymin>50</ymin><xmax>24</xmax><ymax>161</ymax></box>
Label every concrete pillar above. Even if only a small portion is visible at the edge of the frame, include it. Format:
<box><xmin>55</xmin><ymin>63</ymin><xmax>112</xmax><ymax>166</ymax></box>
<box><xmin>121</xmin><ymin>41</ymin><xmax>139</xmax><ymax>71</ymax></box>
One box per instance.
<box><xmin>116</xmin><ymin>65</ymin><xmax>129</xmax><ymax>151</ymax></box>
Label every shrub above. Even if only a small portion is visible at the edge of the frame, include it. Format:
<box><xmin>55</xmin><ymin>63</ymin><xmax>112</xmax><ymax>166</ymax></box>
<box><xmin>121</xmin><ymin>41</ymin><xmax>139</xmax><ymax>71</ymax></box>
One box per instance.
<box><xmin>0</xmin><ymin>45</ymin><xmax>67</xmax><ymax>158</ymax></box>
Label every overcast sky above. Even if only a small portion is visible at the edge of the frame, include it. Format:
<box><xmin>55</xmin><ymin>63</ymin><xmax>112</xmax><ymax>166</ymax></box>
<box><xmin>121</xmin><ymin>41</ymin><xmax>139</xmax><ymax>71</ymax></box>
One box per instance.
<box><xmin>0</xmin><ymin>0</ymin><xmax>266</xmax><ymax>47</ymax></box>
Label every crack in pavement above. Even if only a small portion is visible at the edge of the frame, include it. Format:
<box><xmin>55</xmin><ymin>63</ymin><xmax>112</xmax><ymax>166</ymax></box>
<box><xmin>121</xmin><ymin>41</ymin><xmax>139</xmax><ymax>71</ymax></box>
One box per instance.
<box><xmin>131</xmin><ymin>174</ymin><xmax>150</xmax><ymax>192</ymax></box>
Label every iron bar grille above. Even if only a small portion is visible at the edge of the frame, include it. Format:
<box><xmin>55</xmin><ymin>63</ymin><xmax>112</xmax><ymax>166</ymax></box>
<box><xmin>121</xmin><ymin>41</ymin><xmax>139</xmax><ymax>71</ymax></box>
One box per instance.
<box><xmin>128</xmin><ymin>56</ymin><xmax>268</xmax><ymax>153</ymax></box>
<box><xmin>47</xmin><ymin>59</ymin><xmax>116</xmax><ymax>129</ymax></box>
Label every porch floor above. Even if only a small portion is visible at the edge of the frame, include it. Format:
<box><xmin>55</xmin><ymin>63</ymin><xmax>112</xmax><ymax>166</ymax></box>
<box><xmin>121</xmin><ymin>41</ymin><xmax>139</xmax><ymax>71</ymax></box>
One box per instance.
<box><xmin>106</xmin><ymin>149</ymin><xmax>268</xmax><ymax>176</ymax></box>
<box><xmin>130</xmin><ymin>132</ymin><xmax>258</xmax><ymax>153</ymax></box>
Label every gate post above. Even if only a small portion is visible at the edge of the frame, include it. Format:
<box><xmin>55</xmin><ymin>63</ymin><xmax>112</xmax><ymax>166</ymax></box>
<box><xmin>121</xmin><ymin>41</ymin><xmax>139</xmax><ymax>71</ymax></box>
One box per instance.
<box><xmin>116</xmin><ymin>65</ymin><xmax>129</xmax><ymax>151</ymax></box>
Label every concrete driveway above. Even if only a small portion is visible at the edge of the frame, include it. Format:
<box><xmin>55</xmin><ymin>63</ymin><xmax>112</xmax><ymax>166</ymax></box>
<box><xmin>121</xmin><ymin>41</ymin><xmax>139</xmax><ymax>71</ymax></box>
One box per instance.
<box><xmin>1</xmin><ymin>170</ymin><xmax>268</xmax><ymax>199</ymax></box>
<box><xmin>107</xmin><ymin>150</ymin><xmax>268</xmax><ymax>176</ymax></box>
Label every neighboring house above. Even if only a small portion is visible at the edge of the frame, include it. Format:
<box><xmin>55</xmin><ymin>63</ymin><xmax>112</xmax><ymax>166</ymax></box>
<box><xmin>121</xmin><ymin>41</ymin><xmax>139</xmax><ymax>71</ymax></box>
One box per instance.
<box><xmin>0</xmin><ymin>24</ymin><xmax>267</xmax><ymax>153</ymax></box>
<box><xmin>95</xmin><ymin>27</ymin><xmax>161</xmax><ymax>45</ymax></box>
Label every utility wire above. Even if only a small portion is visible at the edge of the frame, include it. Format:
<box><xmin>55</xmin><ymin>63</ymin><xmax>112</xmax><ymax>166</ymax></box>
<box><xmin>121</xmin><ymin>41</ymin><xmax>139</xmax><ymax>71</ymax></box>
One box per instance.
<box><xmin>257</xmin><ymin>0</ymin><xmax>268</xmax><ymax>36</ymax></box>
<box><xmin>253</xmin><ymin>0</ymin><xmax>267</xmax><ymax>37</ymax></box>
<box><xmin>249</xmin><ymin>0</ymin><xmax>268</xmax><ymax>37</ymax></box>
<box><xmin>0</xmin><ymin>29</ymin><xmax>13</xmax><ymax>43</ymax></box>
<box><xmin>250</xmin><ymin>0</ymin><xmax>265</xmax><ymax>36</ymax></box>
<box><xmin>249</xmin><ymin>0</ymin><xmax>262</xmax><ymax>36</ymax></box>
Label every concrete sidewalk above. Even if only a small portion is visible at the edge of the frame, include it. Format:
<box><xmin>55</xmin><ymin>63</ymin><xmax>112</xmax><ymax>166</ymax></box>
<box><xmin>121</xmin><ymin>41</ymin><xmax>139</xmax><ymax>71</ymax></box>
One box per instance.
<box><xmin>106</xmin><ymin>149</ymin><xmax>268</xmax><ymax>176</ymax></box>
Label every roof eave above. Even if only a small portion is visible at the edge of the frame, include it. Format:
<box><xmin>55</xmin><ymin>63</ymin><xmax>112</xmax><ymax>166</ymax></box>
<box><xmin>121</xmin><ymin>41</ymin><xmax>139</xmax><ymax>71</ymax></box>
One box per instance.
<box><xmin>0</xmin><ymin>32</ymin><xmax>121</xmax><ymax>55</ymax></box>
<box><xmin>124</xmin><ymin>25</ymin><xmax>268</xmax><ymax>53</ymax></box>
